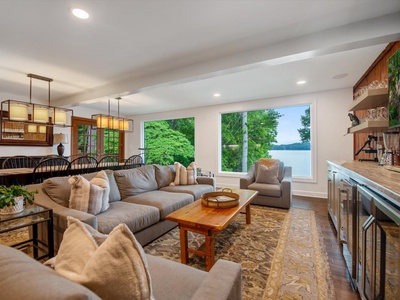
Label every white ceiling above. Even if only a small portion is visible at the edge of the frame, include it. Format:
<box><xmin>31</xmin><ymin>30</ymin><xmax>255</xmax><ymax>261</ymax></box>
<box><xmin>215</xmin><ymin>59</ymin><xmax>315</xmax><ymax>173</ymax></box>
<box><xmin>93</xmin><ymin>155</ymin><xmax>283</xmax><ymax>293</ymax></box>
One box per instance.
<box><xmin>0</xmin><ymin>0</ymin><xmax>400</xmax><ymax>116</ymax></box>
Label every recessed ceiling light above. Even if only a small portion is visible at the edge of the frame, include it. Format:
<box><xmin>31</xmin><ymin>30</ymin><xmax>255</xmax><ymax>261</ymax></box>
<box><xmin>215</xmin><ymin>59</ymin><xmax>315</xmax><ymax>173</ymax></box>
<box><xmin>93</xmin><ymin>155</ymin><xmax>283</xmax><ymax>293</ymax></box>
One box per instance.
<box><xmin>72</xmin><ymin>8</ymin><xmax>89</xmax><ymax>19</ymax></box>
<box><xmin>213</xmin><ymin>93</ymin><xmax>221</xmax><ymax>97</ymax></box>
<box><xmin>332</xmin><ymin>73</ymin><xmax>348</xmax><ymax>79</ymax></box>
<box><xmin>297</xmin><ymin>80</ymin><xmax>306</xmax><ymax>85</ymax></box>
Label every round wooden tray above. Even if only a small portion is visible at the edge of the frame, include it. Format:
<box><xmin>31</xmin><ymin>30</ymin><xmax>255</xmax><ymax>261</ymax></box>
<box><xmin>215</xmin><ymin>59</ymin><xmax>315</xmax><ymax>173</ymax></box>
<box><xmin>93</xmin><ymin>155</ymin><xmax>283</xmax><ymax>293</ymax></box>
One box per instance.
<box><xmin>201</xmin><ymin>189</ymin><xmax>240</xmax><ymax>208</ymax></box>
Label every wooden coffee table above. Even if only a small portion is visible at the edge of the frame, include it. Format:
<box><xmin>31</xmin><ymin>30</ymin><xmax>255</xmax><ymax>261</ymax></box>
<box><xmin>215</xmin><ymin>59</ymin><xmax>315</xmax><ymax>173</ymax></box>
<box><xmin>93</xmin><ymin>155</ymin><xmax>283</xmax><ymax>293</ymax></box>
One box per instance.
<box><xmin>166</xmin><ymin>188</ymin><xmax>258</xmax><ymax>271</ymax></box>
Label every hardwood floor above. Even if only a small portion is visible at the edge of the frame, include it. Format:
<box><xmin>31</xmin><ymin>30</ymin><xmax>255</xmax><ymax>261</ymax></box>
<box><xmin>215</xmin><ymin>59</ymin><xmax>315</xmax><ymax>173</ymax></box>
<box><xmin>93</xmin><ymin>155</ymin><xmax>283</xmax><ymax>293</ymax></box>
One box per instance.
<box><xmin>292</xmin><ymin>195</ymin><xmax>361</xmax><ymax>300</ymax></box>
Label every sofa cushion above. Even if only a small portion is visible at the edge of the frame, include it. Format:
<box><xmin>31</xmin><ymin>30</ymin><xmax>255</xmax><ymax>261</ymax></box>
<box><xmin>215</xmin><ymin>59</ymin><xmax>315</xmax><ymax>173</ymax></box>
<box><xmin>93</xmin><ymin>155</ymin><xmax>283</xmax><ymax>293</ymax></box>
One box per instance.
<box><xmin>68</xmin><ymin>170</ymin><xmax>110</xmax><ymax>215</ymax></box>
<box><xmin>160</xmin><ymin>184</ymin><xmax>214</xmax><ymax>200</ymax></box>
<box><xmin>154</xmin><ymin>165</ymin><xmax>174</xmax><ymax>188</ymax></box>
<box><xmin>123</xmin><ymin>191</ymin><xmax>194</xmax><ymax>219</ymax></box>
<box><xmin>170</xmin><ymin>162</ymin><xmax>198</xmax><ymax>186</ymax></box>
<box><xmin>255</xmin><ymin>163</ymin><xmax>279</xmax><ymax>184</ymax></box>
<box><xmin>96</xmin><ymin>201</ymin><xmax>160</xmax><ymax>234</ymax></box>
<box><xmin>114</xmin><ymin>165</ymin><xmax>158</xmax><ymax>199</ymax></box>
<box><xmin>0</xmin><ymin>244</ymin><xmax>101</xmax><ymax>300</ymax></box>
<box><xmin>248</xmin><ymin>182</ymin><xmax>282</xmax><ymax>197</ymax></box>
<box><xmin>54</xmin><ymin>217</ymin><xmax>154</xmax><ymax>300</ymax></box>
<box><xmin>42</xmin><ymin>170</ymin><xmax>120</xmax><ymax>207</ymax></box>
<box><xmin>146</xmin><ymin>254</ymin><xmax>206</xmax><ymax>300</ymax></box>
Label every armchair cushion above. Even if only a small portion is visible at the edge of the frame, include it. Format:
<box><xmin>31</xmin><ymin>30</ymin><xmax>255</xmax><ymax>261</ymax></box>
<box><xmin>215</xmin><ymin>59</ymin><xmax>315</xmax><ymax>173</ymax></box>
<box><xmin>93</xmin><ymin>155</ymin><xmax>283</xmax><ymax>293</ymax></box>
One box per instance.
<box><xmin>255</xmin><ymin>162</ymin><xmax>279</xmax><ymax>184</ymax></box>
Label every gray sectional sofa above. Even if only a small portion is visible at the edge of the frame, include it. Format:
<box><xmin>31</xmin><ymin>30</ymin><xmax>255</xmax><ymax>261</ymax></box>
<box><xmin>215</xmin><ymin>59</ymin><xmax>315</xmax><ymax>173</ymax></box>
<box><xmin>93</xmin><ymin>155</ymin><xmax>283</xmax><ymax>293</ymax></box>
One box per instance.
<box><xmin>0</xmin><ymin>243</ymin><xmax>242</xmax><ymax>300</ymax></box>
<box><xmin>27</xmin><ymin>164</ymin><xmax>215</xmax><ymax>252</ymax></box>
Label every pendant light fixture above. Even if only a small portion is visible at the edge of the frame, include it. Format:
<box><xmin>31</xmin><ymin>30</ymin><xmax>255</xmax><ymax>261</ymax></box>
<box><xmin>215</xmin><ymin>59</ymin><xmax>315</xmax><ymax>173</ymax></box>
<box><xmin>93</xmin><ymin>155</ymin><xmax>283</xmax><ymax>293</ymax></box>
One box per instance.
<box><xmin>91</xmin><ymin>97</ymin><xmax>133</xmax><ymax>132</ymax></box>
<box><xmin>0</xmin><ymin>73</ymin><xmax>73</xmax><ymax>127</ymax></box>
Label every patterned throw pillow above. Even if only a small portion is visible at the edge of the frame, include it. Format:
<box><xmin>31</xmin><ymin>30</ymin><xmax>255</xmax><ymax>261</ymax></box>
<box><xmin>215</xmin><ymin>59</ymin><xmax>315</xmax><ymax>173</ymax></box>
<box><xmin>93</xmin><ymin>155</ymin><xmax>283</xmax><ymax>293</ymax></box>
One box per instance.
<box><xmin>170</xmin><ymin>162</ymin><xmax>198</xmax><ymax>186</ymax></box>
<box><xmin>54</xmin><ymin>217</ymin><xmax>154</xmax><ymax>300</ymax></box>
<box><xmin>255</xmin><ymin>161</ymin><xmax>280</xmax><ymax>184</ymax></box>
<box><xmin>68</xmin><ymin>170</ymin><xmax>110</xmax><ymax>215</ymax></box>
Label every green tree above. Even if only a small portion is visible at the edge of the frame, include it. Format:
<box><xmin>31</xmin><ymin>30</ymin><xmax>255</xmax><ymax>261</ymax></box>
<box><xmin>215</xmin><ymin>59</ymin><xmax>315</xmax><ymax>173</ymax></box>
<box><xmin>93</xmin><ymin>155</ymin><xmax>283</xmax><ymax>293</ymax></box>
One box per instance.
<box><xmin>298</xmin><ymin>107</ymin><xmax>310</xmax><ymax>143</ymax></box>
<box><xmin>221</xmin><ymin>109</ymin><xmax>282</xmax><ymax>172</ymax></box>
<box><xmin>144</xmin><ymin>120</ymin><xmax>194</xmax><ymax>165</ymax></box>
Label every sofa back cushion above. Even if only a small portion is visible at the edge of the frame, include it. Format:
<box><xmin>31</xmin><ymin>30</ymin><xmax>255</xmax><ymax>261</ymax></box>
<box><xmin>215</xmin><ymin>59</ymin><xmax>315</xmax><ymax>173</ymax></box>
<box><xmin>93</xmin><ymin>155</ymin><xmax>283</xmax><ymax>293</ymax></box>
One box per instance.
<box><xmin>114</xmin><ymin>165</ymin><xmax>158</xmax><ymax>199</ymax></box>
<box><xmin>43</xmin><ymin>170</ymin><xmax>120</xmax><ymax>207</ymax></box>
<box><xmin>154</xmin><ymin>165</ymin><xmax>174</xmax><ymax>188</ymax></box>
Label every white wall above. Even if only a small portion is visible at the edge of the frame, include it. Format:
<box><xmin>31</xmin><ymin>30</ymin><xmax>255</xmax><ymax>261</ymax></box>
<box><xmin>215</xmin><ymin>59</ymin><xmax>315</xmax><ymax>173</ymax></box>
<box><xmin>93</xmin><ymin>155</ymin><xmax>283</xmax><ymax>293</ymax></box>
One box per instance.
<box><xmin>1</xmin><ymin>88</ymin><xmax>353</xmax><ymax>197</ymax></box>
<box><xmin>129</xmin><ymin>88</ymin><xmax>354</xmax><ymax>198</ymax></box>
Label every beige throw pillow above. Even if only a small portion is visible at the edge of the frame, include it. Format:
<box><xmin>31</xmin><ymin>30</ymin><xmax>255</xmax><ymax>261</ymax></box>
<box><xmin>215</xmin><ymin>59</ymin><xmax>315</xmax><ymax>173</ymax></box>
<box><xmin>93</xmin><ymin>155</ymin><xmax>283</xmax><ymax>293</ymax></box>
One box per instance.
<box><xmin>68</xmin><ymin>170</ymin><xmax>110</xmax><ymax>215</ymax></box>
<box><xmin>54</xmin><ymin>217</ymin><xmax>154</xmax><ymax>300</ymax></box>
<box><xmin>256</xmin><ymin>162</ymin><xmax>280</xmax><ymax>184</ymax></box>
<box><xmin>170</xmin><ymin>162</ymin><xmax>198</xmax><ymax>186</ymax></box>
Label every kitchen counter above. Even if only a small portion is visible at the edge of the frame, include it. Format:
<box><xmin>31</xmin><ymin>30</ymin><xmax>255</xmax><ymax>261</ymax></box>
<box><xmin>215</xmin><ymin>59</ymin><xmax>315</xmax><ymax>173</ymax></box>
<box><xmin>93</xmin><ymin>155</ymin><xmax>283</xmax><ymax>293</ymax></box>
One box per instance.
<box><xmin>327</xmin><ymin>160</ymin><xmax>400</xmax><ymax>204</ymax></box>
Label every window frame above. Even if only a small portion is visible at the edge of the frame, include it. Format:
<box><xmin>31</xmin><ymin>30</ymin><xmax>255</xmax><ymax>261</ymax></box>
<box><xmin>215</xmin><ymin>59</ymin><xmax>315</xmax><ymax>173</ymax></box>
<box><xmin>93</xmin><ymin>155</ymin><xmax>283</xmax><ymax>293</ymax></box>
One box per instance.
<box><xmin>71</xmin><ymin>116</ymin><xmax>125</xmax><ymax>161</ymax></box>
<box><xmin>218</xmin><ymin>100</ymin><xmax>317</xmax><ymax>183</ymax></box>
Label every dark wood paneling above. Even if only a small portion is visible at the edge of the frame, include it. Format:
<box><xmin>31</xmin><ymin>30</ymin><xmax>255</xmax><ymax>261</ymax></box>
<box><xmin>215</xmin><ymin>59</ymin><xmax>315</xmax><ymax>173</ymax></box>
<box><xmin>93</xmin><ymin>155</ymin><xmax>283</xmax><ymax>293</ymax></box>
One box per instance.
<box><xmin>352</xmin><ymin>41</ymin><xmax>400</xmax><ymax>161</ymax></box>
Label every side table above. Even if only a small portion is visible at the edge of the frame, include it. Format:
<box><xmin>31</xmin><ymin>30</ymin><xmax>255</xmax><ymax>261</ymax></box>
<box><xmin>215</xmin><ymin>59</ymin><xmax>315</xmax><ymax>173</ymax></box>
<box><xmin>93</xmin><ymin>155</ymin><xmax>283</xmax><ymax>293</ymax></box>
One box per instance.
<box><xmin>0</xmin><ymin>205</ymin><xmax>54</xmax><ymax>260</ymax></box>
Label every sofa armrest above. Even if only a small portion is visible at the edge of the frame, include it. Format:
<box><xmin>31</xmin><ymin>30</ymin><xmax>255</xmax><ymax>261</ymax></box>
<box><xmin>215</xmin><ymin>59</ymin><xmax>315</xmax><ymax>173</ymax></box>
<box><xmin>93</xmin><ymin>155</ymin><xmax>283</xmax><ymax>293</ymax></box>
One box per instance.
<box><xmin>280</xmin><ymin>166</ymin><xmax>293</xmax><ymax>207</ymax></box>
<box><xmin>197</xmin><ymin>176</ymin><xmax>216</xmax><ymax>191</ymax></box>
<box><xmin>239</xmin><ymin>165</ymin><xmax>255</xmax><ymax>189</ymax></box>
<box><xmin>191</xmin><ymin>259</ymin><xmax>242</xmax><ymax>300</ymax></box>
<box><xmin>27</xmin><ymin>184</ymin><xmax>98</xmax><ymax>253</ymax></box>
<box><xmin>28</xmin><ymin>184</ymin><xmax>97</xmax><ymax>228</ymax></box>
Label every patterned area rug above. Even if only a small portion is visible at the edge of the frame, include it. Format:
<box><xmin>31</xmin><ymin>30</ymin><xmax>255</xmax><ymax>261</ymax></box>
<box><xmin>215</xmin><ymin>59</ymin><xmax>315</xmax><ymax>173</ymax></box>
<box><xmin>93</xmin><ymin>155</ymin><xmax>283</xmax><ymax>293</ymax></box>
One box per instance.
<box><xmin>144</xmin><ymin>206</ymin><xmax>336</xmax><ymax>300</ymax></box>
<box><xmin>263</xmin><ymin>208</ymin><xmax>336</xmax><ymax>299</ymax></box>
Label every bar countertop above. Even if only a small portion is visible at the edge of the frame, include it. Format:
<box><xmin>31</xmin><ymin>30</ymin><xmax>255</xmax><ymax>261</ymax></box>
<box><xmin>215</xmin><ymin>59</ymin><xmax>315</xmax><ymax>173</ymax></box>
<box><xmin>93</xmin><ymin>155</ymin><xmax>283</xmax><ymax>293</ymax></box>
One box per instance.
<box><xmin>327</xmin><ymin>160</ymin><xmax>400</xmax><ymax>204</ymax></box>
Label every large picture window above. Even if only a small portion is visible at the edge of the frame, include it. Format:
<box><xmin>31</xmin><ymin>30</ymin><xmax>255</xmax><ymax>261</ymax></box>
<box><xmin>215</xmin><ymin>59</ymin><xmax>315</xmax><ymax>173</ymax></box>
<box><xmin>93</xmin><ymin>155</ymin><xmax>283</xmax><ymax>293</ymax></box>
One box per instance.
<box><xmin>221</xmin><ymin>105</ymin><xmax>311</xmax><ymax>177</ymax></box>
<box><xmin>144</xmin><ymin>117</ymin><xmax>194</xmax><ymax>165</ymax></box>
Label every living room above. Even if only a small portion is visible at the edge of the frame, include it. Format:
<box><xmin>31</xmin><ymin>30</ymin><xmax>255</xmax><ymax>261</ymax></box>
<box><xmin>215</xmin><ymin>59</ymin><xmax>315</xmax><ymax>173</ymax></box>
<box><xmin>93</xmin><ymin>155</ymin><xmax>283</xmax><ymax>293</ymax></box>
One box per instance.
<box><xmin>1</xmin><ymin>1</ymin><xmax>400</xmax><ymax>299</ymax></box>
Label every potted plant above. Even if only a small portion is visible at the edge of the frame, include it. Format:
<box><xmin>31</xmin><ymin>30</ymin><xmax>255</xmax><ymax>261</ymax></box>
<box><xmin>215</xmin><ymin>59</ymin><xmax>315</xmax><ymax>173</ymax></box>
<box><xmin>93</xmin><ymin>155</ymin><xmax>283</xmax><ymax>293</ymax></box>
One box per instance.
<box><xmin>0</xmin><ymin>185</ymin><xmax>38</xmax><ymax>215</ymax></box>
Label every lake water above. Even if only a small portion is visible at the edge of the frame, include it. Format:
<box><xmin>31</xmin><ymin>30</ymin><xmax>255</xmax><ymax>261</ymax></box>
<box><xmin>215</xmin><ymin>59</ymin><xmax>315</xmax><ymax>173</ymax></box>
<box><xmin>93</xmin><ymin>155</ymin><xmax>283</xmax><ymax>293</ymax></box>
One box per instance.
<box><xmin>269</xmin><ymin>150</ymin><xmax>311</xmax><ymax>177</ymax></box>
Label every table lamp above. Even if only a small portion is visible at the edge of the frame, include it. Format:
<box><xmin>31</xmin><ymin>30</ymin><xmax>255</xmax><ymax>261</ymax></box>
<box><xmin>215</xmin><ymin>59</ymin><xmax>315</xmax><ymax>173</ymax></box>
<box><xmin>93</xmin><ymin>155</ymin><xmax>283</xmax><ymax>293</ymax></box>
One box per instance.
<box><xmin>53</xmin><ymin>133</ymin><xmax>68</xmax><ymax>156</ymax></box>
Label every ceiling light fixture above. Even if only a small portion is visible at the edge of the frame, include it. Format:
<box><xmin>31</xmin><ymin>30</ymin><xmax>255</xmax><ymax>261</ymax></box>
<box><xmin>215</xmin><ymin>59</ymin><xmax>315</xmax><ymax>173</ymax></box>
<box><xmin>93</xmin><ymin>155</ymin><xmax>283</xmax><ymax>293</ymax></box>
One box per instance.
<box><xmin>213</xmin><ymin>93</ymin><xmax>221</xmax><ymax>97</ymax></box>
<box><xmin>91</xmin><ymin>97</ymin><xmax>133</xmax><ymax>132</ymax></box>
<box><xmin>72</xmin><ymin>8</ymin><xmax>89</xmax><ymax>19</ymax></box>
<box><xmin>297</xmin><ymin>80</ymin><xmax>306</xmax><ymax>85</ymax></box>
<box><xmin>0</xmin><ymin>73</ymin><xmax>73</xmax><ymax>128</ymax></box>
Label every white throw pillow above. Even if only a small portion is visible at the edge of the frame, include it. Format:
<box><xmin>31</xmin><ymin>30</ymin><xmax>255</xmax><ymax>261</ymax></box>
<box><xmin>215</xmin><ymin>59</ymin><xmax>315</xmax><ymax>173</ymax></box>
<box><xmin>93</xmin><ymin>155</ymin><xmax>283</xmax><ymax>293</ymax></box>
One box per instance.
<box><xmin>170</xmin><ymin>162</ymin><xmax>198</xmax><ymax>186</ymax></box>
<box><xmin>68</xmin><ymin>170</ymin><xmax>110</xmax><ymax>215</ymax></box>
<box><xmin>54</xmin><ymin>216</ymin><xmax>154</xmax><ymax>300</ymax></box>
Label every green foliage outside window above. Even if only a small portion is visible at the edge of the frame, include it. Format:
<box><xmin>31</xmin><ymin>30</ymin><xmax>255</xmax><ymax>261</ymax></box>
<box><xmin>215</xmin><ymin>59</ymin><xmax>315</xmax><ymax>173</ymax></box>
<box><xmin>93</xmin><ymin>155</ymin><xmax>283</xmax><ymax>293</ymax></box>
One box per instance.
<box><xmin>221</xmin><ymin>109</ymin><xmax>282</xmax><ymax>172</ymax></box>
<box><xmin>298</xmin><ymin>107</ymin><xmax>310</xmax><ymax>143</ymax></box>
<box><xmin>144</xmin><ymin>118</ymin><xmax>194</xmax><ymax>165</ymax></box>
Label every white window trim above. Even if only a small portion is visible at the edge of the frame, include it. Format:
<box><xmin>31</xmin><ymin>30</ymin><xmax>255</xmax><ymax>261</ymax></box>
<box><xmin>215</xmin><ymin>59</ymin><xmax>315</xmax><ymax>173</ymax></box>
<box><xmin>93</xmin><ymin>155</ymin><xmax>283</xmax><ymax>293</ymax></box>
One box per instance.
<box><xmin>217</xmin><ymin>99</ymin><xmax>317</xmax><ymax>183</ymax></box>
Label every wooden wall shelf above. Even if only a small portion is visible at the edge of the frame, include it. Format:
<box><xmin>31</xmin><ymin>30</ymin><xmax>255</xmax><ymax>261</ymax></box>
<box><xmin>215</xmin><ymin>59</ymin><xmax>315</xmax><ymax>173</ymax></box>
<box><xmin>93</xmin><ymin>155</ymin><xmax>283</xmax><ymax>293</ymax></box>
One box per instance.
<box><xmin>348</xmin><ymin>88</ymin><xmax>388</xmax><ymax>111</ymax></box>
<box><xmin>347</xmin><ymin>120</ymin><xmax>388</xmax><ymax>134</ymax></box>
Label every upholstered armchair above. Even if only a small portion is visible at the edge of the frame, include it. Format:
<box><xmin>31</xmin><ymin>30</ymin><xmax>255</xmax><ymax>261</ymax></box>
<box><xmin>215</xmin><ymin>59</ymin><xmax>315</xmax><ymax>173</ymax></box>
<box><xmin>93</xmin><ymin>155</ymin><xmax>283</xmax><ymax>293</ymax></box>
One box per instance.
<box><xmin>240</xmin><ymin>160</ymin><xmax>292</xmax><ymax>209</ymax></box>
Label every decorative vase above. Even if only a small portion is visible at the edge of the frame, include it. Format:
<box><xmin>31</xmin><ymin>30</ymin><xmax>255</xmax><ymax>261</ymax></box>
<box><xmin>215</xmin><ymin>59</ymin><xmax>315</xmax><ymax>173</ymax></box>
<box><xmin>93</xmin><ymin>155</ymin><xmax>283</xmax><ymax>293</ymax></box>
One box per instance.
<box><xmin>0</xmin><ymin>196</ymin><xmax>24</xmax><ymax>215</ymax></box>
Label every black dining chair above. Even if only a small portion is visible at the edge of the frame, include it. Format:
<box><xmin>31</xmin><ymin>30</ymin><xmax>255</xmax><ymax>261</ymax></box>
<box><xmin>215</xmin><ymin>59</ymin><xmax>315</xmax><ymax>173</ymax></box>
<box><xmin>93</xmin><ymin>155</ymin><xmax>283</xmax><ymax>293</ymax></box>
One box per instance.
<box><xmin>32</xmin><ymin>157</ymin><xmax>71</xmax><ymax>183</ymax></box>
<box><xmin>2</xmin><ymin>155</ymin><xmax>38</xmax><ymax>169</ymax></box>
<box><xmin>124</xmin><ymin>154</ymin><xmax>144</xmax><ymax>169</ymax></box>
<box><xmin>96</xmin><ymin>154</ymin><xmax>120</xmax><ymax>170</ymax></box>
<box><xmin>69</xmin><ymin>155</ymin><xmax>98</xmax><ymax>174</ymax></box>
